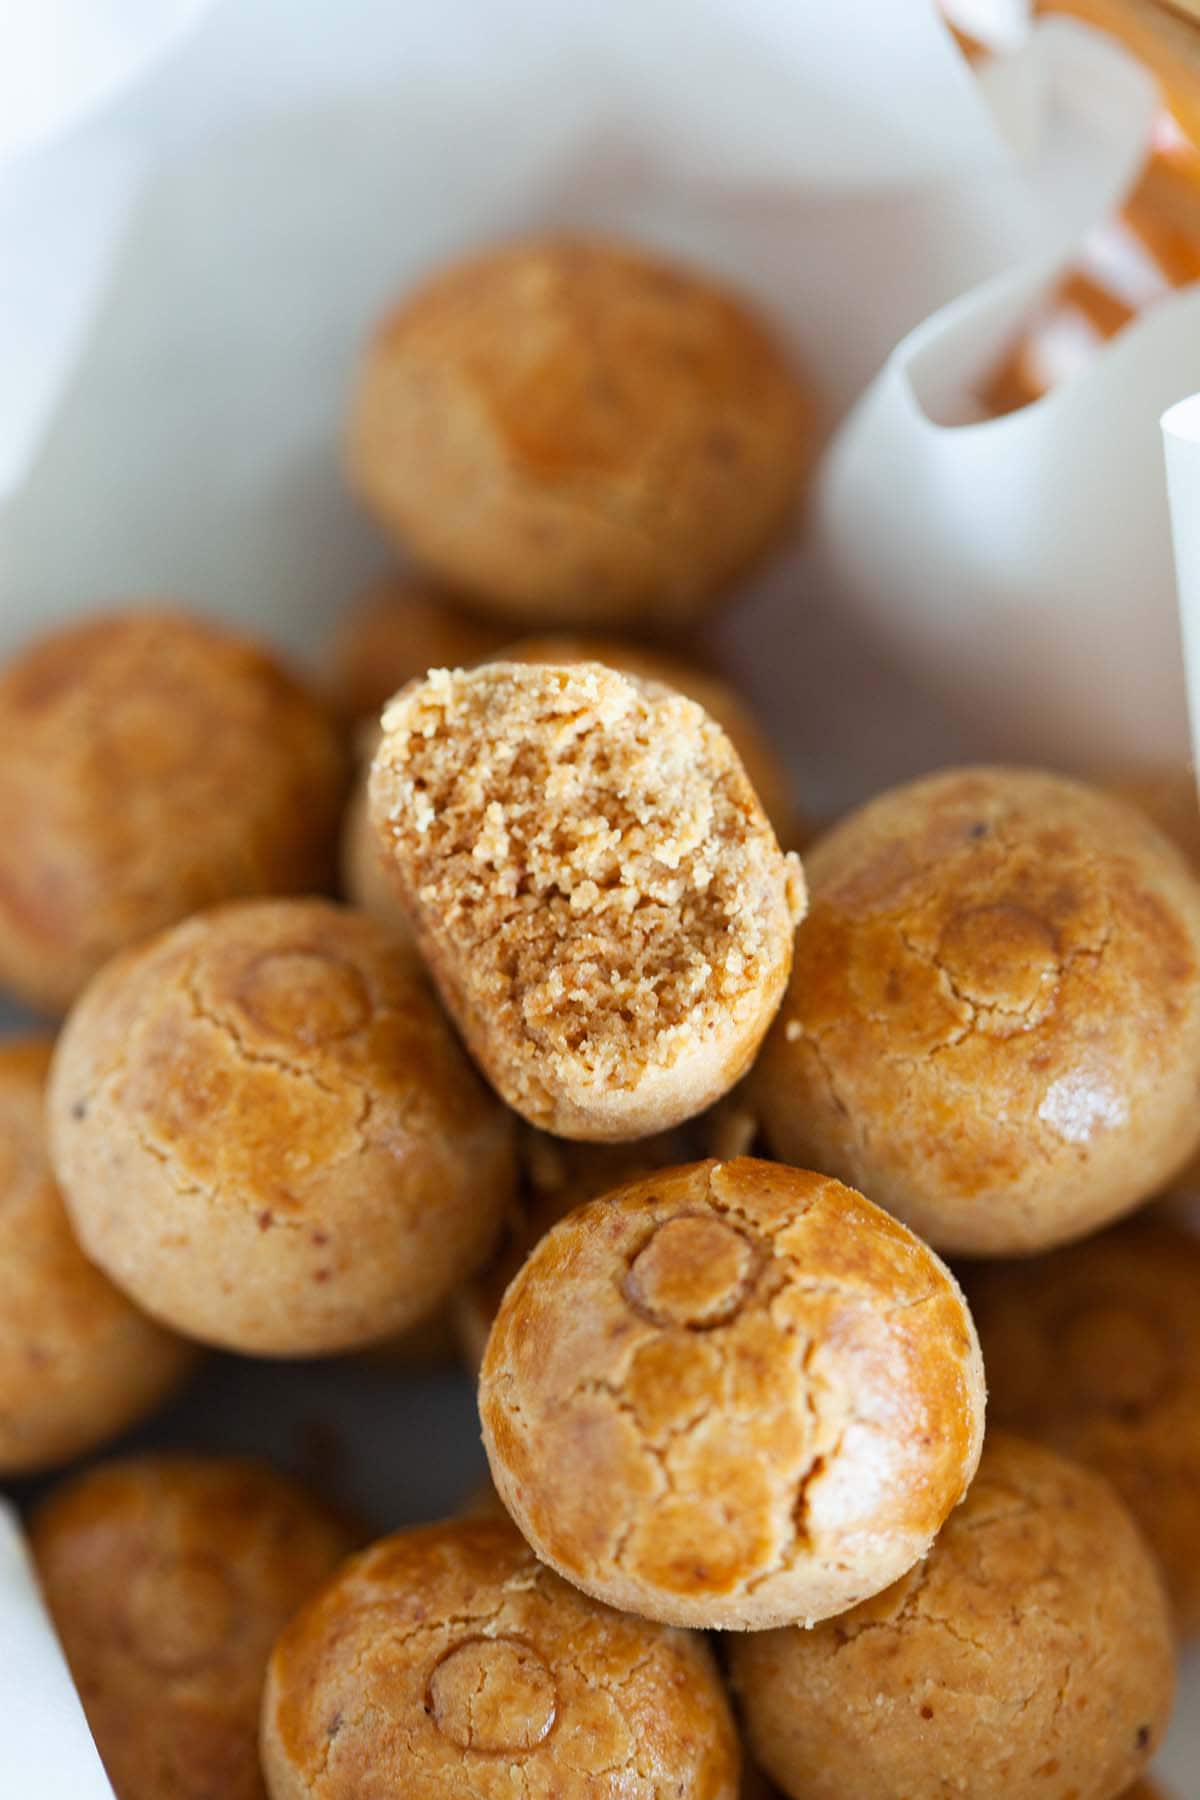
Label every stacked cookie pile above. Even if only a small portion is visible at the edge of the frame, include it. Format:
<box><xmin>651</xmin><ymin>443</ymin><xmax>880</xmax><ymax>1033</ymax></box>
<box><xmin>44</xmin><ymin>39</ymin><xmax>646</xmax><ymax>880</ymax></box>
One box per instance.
<box><xmin>3</xmin><ymin>238</ymin><xmax>1196</xmax><ymax>1800</ymax></box>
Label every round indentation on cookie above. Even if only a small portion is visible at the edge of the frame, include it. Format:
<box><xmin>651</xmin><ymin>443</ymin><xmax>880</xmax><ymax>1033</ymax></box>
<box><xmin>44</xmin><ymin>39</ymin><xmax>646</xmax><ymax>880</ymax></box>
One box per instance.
<box><xmin>623</xmin><ymin>1213</ymin><xmax>762</xmax><ymax>1329</ymax></box>
<box><xmin>426</xmin><ymin>1636</ymin><xmax>558</xmax><ymax>1754</ymax></box>
<box><xmin>1058</xmin><ymin>1300</ymin><xmax>1179</xmax><ymax>1416</ymax></box>
<box><xmin>122</xmin><ymin>1553</ymin><xmax>241</xmax><ymax>1674</ymax></box>
<box><xmin>235</xmin><ymin>950</ymin><xmax>371</xmax><ymax>1045</ymax></box>
<box><xmin>936</xmin><ymin>903</ymin><xmax>1060</xmax><ymax>1024</ymax></box>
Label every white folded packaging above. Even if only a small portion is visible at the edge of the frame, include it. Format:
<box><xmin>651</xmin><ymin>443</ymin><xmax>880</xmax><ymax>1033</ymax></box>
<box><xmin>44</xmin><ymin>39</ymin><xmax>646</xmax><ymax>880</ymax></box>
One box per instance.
<box><xmin>4</xmin><ymin>2</ymin><xmax>1200</xmax><ymax>782</ymax></box>
<box><xmin>0</xmin><ymin>1500</ymin><xmax>114</xmax><ymax>1795</ymax></box>
<box><xmin>3</xmin><ymin>1</ymin><xmax>1200</xmax><ymax>1792</ymax></box>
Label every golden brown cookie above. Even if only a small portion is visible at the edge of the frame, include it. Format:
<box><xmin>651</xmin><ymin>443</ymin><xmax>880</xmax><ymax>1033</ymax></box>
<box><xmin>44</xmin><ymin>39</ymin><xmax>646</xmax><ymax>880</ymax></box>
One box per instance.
<box><xmin>750</xmin><ymin>767</ymin><xmax>1200</xmax><ymax>1255</ymax></box>
<box><xmin>48</xmin><ymin>897</ymin><xmax>516</xmax><ymax>1354</ymax></box>
<box><xmin>479</xmin><ymin>1157</ymin><xmax>985</xmax><ymax>1630</ymax></box>
<box><xmin>729</xmin><ymin>1433</ymin><xmax>1175</xmax><ymax>1800</ymax></box>
<box><xmin>968</xmin><ymin>1216</ymin><xmax>1200</xmax><ymax>1636</ymax></box>
<box><xmin>347</xmin><ymin>237</ymin><xmax>815</xmax><ymax>631</ymax></box>
<box><xmin>1110</xmin><ymin>774</ymin><xmax>1200</xmax><ymax>1201</ymax></box>
<box><xmin>0</xmin><ymin>607</ymin><xmax>348</xmax><ymax>1014</ymax></box>
<box><xmin>260</xmin><ymin>1515</ymin><xmax>741</xmax><ymax>1799</ymax></box>
<box><xmin>369</xmin><ymin>662</ymin><xmax>804</xmax><ymax>1139</ymax></box>
<box><xmin>505</xmin><ymin>633</ymin><xmax>804</xmax><ymax>846</ymax></box>
<box><xmin>453</xmin><ymin>1123</ymin><xmax>695</xmax><ymax>1370</ymax></box>
<box><xmin>327</xmin><ymin>574</ymin><xmax>509</xmax><ymax>722</ymax></box>
<box><xmin>0</xmin><ymin>1038</ymin><xmax>196</xmax><ymax>1475</ymax></box>
<box><xmin>31</xmin><ymin>1455</ymin><xmax>356</xmax><ymax>1800</ymax></box>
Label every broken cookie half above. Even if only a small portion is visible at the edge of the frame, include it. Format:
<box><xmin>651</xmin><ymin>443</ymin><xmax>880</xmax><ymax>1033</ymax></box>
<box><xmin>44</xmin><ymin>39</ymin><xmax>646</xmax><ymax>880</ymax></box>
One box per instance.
<box><xmin>367</xmin><ymin>661</ymin><xmax>805</xmax><ymax>1140</ymax></box>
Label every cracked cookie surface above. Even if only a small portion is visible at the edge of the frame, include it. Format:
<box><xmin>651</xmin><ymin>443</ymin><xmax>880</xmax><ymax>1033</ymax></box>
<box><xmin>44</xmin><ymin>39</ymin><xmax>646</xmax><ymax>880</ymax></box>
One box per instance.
<box><xmin>479</xmin><ymin>1157</ymin><xmax>985</xmax><ymax>1630</ymax></box>
<box><xmin>369</xmin><ymin>661</ymin><xmax>804</xmax><ymax>1140</ymax></box>
<box><xmin>31</xmin><ymin>1454</ymin><xmax>356</xmax><ymax>1800</ymax></box>
<box><xmin>750</xmin><ymin>766</ymin><xmax>1200</xmax><ymax>1255</ymax></box>
<box><xmin>0</xmin><ymin>1038</ymin><xmax>196</xmax><ymax>1474</ymax></box>
<box><xmin>730</xmin><ymin>1433</ymin><xmax>1175</xmax><ymax>1800</ymax></box>
<box><xmin>260</xmin><ymin>1515</ymin><xmax>739</xmax><ymax>1800</ymax></box>
<box><xmin>47</xmin><ymin>897</ymin><xmax>516</xmax><ymax>1354</ymax></box>
<box><xmin>968</xmin><ymin>1215</ymin><xmax>1200</xmax><ymax>1637</ymax></box>
<box><xmin>347</xmin><ymin>237</ymin><xmax>815</xmax><ymax>631</ymax></box>
<box><xmin>0</xmin><ymin>607</ymin><xmax>348</xmax><ymax>1014</ymax></box>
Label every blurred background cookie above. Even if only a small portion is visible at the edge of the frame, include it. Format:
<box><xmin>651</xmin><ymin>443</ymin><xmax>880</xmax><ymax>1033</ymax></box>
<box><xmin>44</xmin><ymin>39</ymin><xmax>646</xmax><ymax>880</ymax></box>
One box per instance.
<box><xmin>0</xmin><ymin>1038</ymin><xmax>196</xmax><ymax>1475</ymax></box>
<box><xmin>347</xmin><ymin>237</ymin><xmax>815</xmax><ymax>632</ymax></box>
<box><xmin>751</xmin><ymin>766</ymin><xmax>1200</xmax><ymax>1254</ymax></box>
<box><xmin>480</xmin><ymin>1157</ymin><xmax>984</xmax><ymax>1629</ymax></box>
<box><xmin>31</xmin><ymin>1454</ymin><xmax>357</xmax><ymax>1800</ymax></box>
<box><xmin>729</xmin><ymin>1433</ymin><xmax>1174</xmax><ymax>1800</ymax></box>
<box><xmin>261</xmin><ymin>1514</ymin><xmax>741</xmax><ymax>1799</ymax></box>
<box><xmin>326</xmin><ymin>574</ymin><xmax>508</xmax><ymax>724</ymax></box>
<box><xmin>968</xmin><ymin>1215</ymin><xmax>1200</xmax><ymax>1637</ymax></box>
<box><xmin>48</xmin><ymin>897</ymin><xmax>516</xmax><ymax>1354</ymax></box>
<box><xmin>0</xmin><ymin>608</ymin><xmax>348</xmax><ymax>1015</ymax></box>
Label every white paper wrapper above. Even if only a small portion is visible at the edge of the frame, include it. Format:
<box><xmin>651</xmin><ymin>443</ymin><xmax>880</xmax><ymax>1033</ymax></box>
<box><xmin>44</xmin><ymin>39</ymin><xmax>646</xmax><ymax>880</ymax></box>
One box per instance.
<box><xmin>1164</xmin><ymin>391</ymin><xmax>1200</xmax><ymax>774</ymax></box>
<box><xmin>3</xmin><ymin>1</ymin><xmax>1200</xmax><ymax>1789</ymax></box>
<box><xmin>814</xmin><ymin>21</ymin><xmax>1200</xmax><ymax>777</ymax></box>
<box><xmin>0</xmin><ymin>1502</ymin><xmax>114</xmax><ymax>1798</ymax></box>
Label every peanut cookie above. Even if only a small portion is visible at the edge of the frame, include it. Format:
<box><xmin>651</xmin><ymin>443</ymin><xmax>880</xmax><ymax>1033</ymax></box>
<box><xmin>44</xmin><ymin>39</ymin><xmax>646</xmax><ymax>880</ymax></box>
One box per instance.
<box><xmin>0</xmin><ymin>608</ymin><xmax>347</xmax><ymax>1013</ymax></box>
<box><xmin>347</xmin><ymin>238</ymin><xmax>815</xmax><ymax>630</ymax></box>
<box><xmin>48</xmin><ymin>898</ymin><xmax>516</xmax><ymax>1354</ymax></box>
<box><xmin>369</xmin><ymin>662</ymin><xmax>803</xmax><ymax>1138</ymax></box>
<box><xmin>751</xmin><ymin>767</ymin><xmax>1200</xmax><ymax>1254</ymax></box>
<box><xmin>730</xmin><ymin>1434</ymin><xmax>1175</xmax><ymax>1800</ymax></box>
<box><xmin>480</xmin><ymin>1157</ymin><xmax>985</xmax><ymax>1629</ymax></box>
<box><xmin>969</xmin><ymin>1216</ymin><xmax>1200</xmax><ymax>1635</ymax></box>
<box><xmin>261</xmin><ymin>1515</ymin><xmax>740</xmax><ymax>1799</ymax></box>
<box><xmin>0</xmin><ymin>1038</ymin><xmax>195</xmax><ymax>1474</ymax></box>
<box><xmin>31</xmin><ymin>1455</ymin><xmax>356</xmax><ymax>1800</ymax></box>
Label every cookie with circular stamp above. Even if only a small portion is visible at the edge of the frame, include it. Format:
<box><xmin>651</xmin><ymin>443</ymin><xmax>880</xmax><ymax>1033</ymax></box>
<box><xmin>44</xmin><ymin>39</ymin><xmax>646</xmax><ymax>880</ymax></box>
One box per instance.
<box><xmin>30</xmin><ymin>1455</ymin><xmax>358</xmax><ymax>1800</ymax></box>
<box><xmin>0</xmin><ymin>608</ymin><xmax>348</xmax><ymax>1015</ymax></box>
<box><xmin>47</xmin><ymin>897</ymin><xmax>517</xmax><ymax>1355</ymax></box>
<box><xmin>749</xmin><ymin>766</ymin><xmax>1200</xmax><ymax>1255</ymax></box>
<box><xmin>729</xmin><ymin>1433</ymin><xmax>1175</xmax><ymax>1800</ymax></box>
<box><xmin>0</xmin><ymin>1038</ymin><xmax>197</xmax><ymax>1475</ymax></box>
<box><xmin>479</xmin><ymin>1156</ymin><xmax>985</xmax><ymax>1630</ymax></box>
<box><xmin>260</xmin><ymin>1514</ymin><xmax>740</xmax><ymax>1799</ymax></box>
<box><xmin>347</xmin><ymin>237</ymin><xmax>816</xmax><ymax>633</ymax></box>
